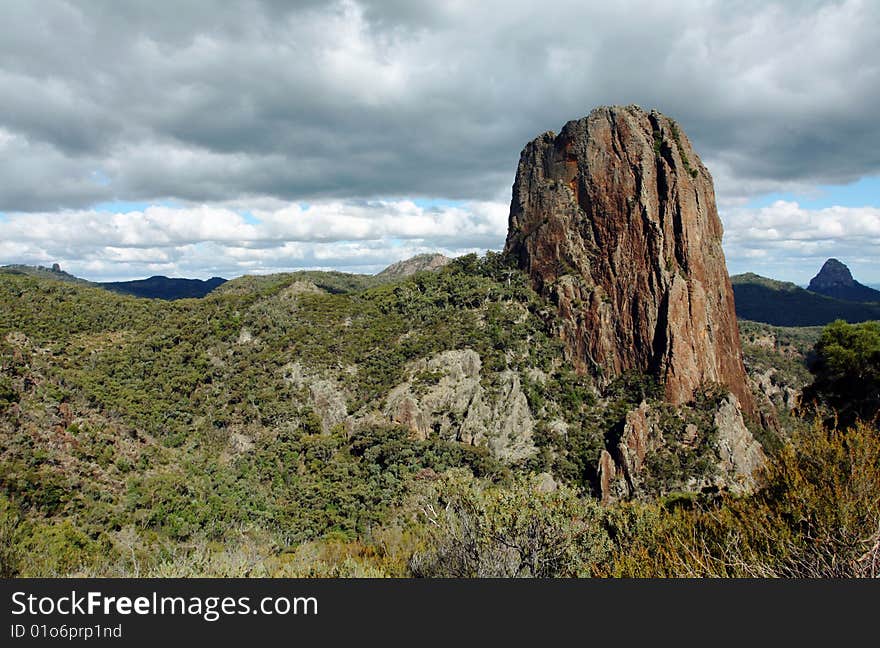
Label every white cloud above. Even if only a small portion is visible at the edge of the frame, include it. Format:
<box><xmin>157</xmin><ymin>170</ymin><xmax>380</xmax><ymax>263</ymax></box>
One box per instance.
<box><xmin>721</xmin><ymin>200</ymin><xmax>880</xmax><ymax>283</ymax></box>
<box><xmin>4</xmin><ymin>197</ymin><xmax>880</xmax><ymax>284</ymax></box>
<box><xmin>2</xmin><ymin>1</ymin><xmax>879</xmax><ymax>210</ymax></box>
<box><xmin>2</xmin><ymin>0</ymin><xmax>879</xmax><ymax>284</ymax></box>
<box><xmin>725</xmin><ymin>201</ymin><xmax>880</xmax><ymax>242</ymax></box>
<box><xmin>0</xmin><ymin>200</ymin><xmax>507</xmax><ymax>281</ymax></box>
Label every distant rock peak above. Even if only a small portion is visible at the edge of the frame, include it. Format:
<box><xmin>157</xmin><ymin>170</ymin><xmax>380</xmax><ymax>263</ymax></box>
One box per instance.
<box><xmin>807</xmin><ymin>258</ymin><xmax>880</xmax><ymax>303</ymax></box>
<box><xmin>376</xmin><ymin>253</ymin><xmax>451</xmax><ymax>279</ymax></box>
<box><xmin>809</xmin><ymin>258</ymin><xmax>854</xmax><ymax>289</ymax></box>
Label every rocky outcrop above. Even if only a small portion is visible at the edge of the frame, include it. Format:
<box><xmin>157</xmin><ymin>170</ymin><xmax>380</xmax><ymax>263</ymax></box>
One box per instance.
<box><xmin>384</xmin><ymin>349</ymin><xmax>536</xmax><ymax>462</ymax></box>
<box><xmin>597</xmin><ymin>450</ymin><xmax>620</xmax><ymax>505</ymax></box>
<box><xmin>750</xmin><ymin>368</ymin><xmax>800</xmax><ymax>412</ymax></box>
<box><xmin>376</xmin><ymin>254</ymin><xmax>451</xmax><ymax>280</ymax></box>
<box><xmin>283</xmin><ymin>362</ymin><xmax>349</xmax><ymax>433</ymax></box>
<box><xmin>616</xmin><ymin>402</ymin><xmax>663</xmax><ymax>490</ymax></box>
<box><xmin>598</xmin><ymin>396</ymin><xmax>766</xmax><ymax>502</ymax></box>
<box><xmin>807</xmin><ymin>258</ymin><xmax>880</xmax><ymax>303</ymax></box>
<box><xmin>713</xmin><ymin>395</ymin><xmax>766</xmax><ymax>492</ymax></box>
<box><xmin>598</xmin><ymin>401</ymin><xmax>664</xmax><ymax>503</ymax></box>
<box><xmin>280</xmin><ymin>280</ymin><xmax>324</xmax><ymax>299</ymax></box>
<box><xmin>504</xmin><ymin>105</ymin><xmax>754</xmax><ymax>415</ymax></box>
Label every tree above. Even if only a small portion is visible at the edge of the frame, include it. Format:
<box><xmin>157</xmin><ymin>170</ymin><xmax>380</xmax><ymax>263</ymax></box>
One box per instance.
<box><xmin>804</xmin><ymin>320</ymin><xmax>880</xmax><ymax>428</ymax></box>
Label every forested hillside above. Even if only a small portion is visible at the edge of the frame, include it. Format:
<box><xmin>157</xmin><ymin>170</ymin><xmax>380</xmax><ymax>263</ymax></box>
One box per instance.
<box><xmin>2</xmin><ymin>255</ymin><xmax>877</xmax><ymax>577</ymax></box>
<box><xmin>732</xmin><ymin>273</ymin><xmax>880</xmax><ymax>326</ymax></box>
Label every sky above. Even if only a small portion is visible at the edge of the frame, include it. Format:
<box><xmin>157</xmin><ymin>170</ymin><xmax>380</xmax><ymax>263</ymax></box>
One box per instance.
<box><xmin>0</xmin><ymin>0</ymin><xmax>878</xmax><ymax>284</ymax></box>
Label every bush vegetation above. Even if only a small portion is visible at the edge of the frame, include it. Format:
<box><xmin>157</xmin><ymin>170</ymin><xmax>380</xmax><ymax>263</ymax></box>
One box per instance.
<box><xmin>1</xmin><ymin>258</ymin><xmax>877</xmax><ymax>577</ymax></box>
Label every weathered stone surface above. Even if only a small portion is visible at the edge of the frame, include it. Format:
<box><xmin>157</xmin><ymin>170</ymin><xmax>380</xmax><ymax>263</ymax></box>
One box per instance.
<box><xmin>619</xmin><ymin>403</ymin><xmax>652</xmax><ymax>475</ymax></box>
<box><xmin>682</xmin><ymin>423</ymin><xmax>699</xmax><ymax>447</ymax></box>
<box><xmin>535</xmin><ymin>472</ymin><xmax>558</xmax><ymax>493</ymax></box>
<box><xmin>283</xmin><ymin>361</ymin><xmax>349</xmax><ymax>433</ymax></box>
<box><xmin>235</xmin><ymin>328</ymin><xmax>255</xmax><ymax>345</ymax></box>
<box><xmin>750</xmin><ymin>368</ymin><xmax>800</xmax><ymax>412</ymax></box>
<box><xmin>600</xmin><ymin>401</ymin><xmax>664</xmax><ymax>501</ymax></box>
<box><xmin>228</xmin><ymin>431</ymin><xmax>255</xmax><ymax>454</ymax></box>
<box><xmin>384</xmin><ymin>349</ymin><xmax>536</xmax><ymax>462</ymax></box>
<box><xmin>504</xmin><ymin>105</ymin><xmax>754</xmax><ymax>415</ymax></box>
<box><xmin>280</xmin><ymin>280</ymin><xmax>323</xmax><ymax>299</ymax></box>
<box><xmin>617</xmin><ymin>401</ymin><xmax>663</xmax><ymax>489</ymax></box>
<box><xmin>597</xmin><ymin>449</ymin><xmax>619</xmax><ymax>505</ymax></box>
<box><xmin>376</xmin><ymin>253</ymin><xmax>451</xmax><ymax>280</ymax></box>
<box><xmin>713</xmin><ymin>395</ymin><xmax>766</xmax><ymax>492</ymax></box>
<box><xmin>598</xmin><ymin>396</ymin><xmax>766</xmax><ymax>502</ymax></box>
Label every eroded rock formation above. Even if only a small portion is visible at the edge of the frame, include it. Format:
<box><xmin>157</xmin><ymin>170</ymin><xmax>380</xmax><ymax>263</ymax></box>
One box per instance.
<box><xmin>376</xmin><ymin>253</ymin><xmax>451</xmax><ymax>280</ymax></box>
<box><xmin>597</xmin><ymin>396</ymin><xmax>766</xmax><ymax>503</ymax></box>
<box><xmin>505</xmin><ymin>105</ymin><xmax>754</xmax><ymax>415</ymax></box>
<box><xmin>384</xmin><ymin>349</ymin><xmax>536</xmax><ymax>462</ymax></box>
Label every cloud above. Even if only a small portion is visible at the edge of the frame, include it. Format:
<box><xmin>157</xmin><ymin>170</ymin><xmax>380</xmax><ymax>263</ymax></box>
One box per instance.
<box><xmin>0</xmin><ymin>128</ymin><xmax>111</xmax><ymax>210</ymax></box>
<box><xmin>2</xmin><ymin>1</ymin><xmax>879</xmax><ymax>281</ymax></box>
<box><xmin>0</xmin><ymin>0</ymin><xmax>878</xmax><ymax>213</ymax></box>
<box><xmin>4</xmin><ymin>197</ymin><xmax>879</xmax><ymax>284</ymax></box>
<box><xmin>722</xmin><ymin>200</ymin><xmax>880</xmax><ymax>283</ymax></box>
<box><xmin>0</xmin><ymin>200</ymin><xmax>507</xmax><ymax>280</ymax></box>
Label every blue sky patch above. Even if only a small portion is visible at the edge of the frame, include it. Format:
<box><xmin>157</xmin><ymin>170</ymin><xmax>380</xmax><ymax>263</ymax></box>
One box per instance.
<box><xmin>745</xmin><ymin>176</ymin><xmax>880</xmax><ymax>210</ymax></box>
<box><xmin>91</xmin><ymin>200</ymin><xmax>181</xmax><ymax>213</ymax></box>
<box><xmin>412</xmin><ymin>198</ymin><xmax>464</xmax><ymax>210</ymax></box>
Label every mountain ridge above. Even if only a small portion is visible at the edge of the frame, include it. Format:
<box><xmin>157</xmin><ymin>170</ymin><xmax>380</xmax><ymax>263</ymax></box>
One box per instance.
<box><xmin>100</xmin><ymin>275</ymin><xmax>227</xmax><ymax>300</ymax></box>
<box><xmin>731</xmin><ymin>271</ymin><xmax>880</xmax><ymax>326</ymax></box>
<box><xmin>1</xmin><ymin>254</ymin><xmax>455</xmax><ymax>300</ymax></box>
<box><xmin>375</xmin><ymin>253</ymin><xmax>451</xmax><ymax>280</ymax></box>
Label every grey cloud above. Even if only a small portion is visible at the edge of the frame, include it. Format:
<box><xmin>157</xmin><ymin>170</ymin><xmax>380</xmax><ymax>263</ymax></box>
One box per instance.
<box><xmin>1</xmin><ymin>0</ymin><xmax>879</xmax><ymax>213</ymax></box>
<box><xmin>0</xmin><ymin>133</ymin><xmax>111</xmax><ymax>210</ymax></box>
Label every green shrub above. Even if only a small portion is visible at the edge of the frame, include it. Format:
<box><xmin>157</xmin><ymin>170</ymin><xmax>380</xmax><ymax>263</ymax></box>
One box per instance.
<box><xmin>409</xmin><ymin>471</ymin><xmax>610</xmax><ymax>577</ymax></box>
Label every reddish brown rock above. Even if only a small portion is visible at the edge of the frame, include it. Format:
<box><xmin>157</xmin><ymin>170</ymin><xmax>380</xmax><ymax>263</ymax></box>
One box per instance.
<box><xmin>618</xmin><ymin>402</ymin><xmax>660</xmax><ymax>481</ymax></box>
<box><xmin>58</xmin><ymin>402</ymin><xmax>73</xmax><ymax>427</ymax></box>
<box><xmin>505</xmin><ymin>105</ymin><xmax>754</xmax><ymax>415</ymax></box>
<box><xmin>601</xmin><ymin>402</ymin><xmax>664</xmax><ymax>502</ymax></box>
<box><xmin>597</xmin><ymin>449</ymin><xmax>618</xmax><ymax>505</ymax></box>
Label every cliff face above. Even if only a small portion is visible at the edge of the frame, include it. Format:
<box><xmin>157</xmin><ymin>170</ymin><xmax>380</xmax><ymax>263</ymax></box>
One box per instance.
<box><xmin>505</xmin><ymin>105</ymin><xmax>754</xmax><ymax>415</ymax></box>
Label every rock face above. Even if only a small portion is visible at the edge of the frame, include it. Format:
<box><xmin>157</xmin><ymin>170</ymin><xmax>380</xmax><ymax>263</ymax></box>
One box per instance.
<box><xmin>504</xmin><ymin>105</ymin><xmax>754</xmax><ymax>415</ymax></box>
<box><xmin>283</xmin><ymin>362</ymin><xmax>349</xmax><ymax>434</ymax></box>
<box><xmin>384</xmin><ymin>349</ymin><xmax>536</xmax><ymax>462</ymax></box>
<box><xmin>750</xmin><ymin>368</ymin><xmax>800</xmax><ymax>412</ymax></box>
<box><xmin>598</xmin><ymin>402</ymin><xmax>664</xmax><ymax>503</ymax></box>
<box><xmin>712</xmin><ymin>395</ymin><xmax>766</xmax><ymax>491</ymax></box>
<box><xmin>597</xmin><ymin>396</ymin><xmax>767</xmax><ymax>503</ymax></box>
<box><xmin>376</xmin><ymin>254</ymin><xmax>451</xmax><ymax>280</ymax></box>
<box><xmin>807</xmin><ymin>258</ymin><xmax>880</xmax><ymax>303</ymax></box>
